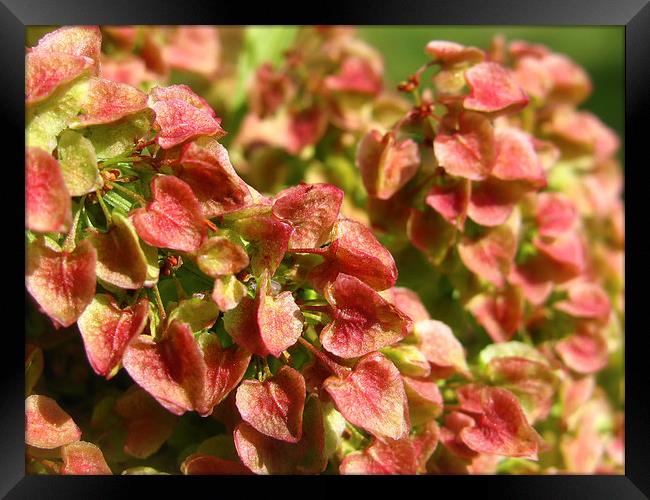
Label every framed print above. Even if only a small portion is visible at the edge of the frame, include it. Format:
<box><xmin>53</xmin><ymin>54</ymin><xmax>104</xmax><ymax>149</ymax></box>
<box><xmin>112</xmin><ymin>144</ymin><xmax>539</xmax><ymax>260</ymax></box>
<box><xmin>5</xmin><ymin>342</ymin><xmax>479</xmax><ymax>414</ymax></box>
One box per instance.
<box><xmin>3</xmin><ymin>0</ymin><xmax>647</xmax><ymax>497</ymax></box>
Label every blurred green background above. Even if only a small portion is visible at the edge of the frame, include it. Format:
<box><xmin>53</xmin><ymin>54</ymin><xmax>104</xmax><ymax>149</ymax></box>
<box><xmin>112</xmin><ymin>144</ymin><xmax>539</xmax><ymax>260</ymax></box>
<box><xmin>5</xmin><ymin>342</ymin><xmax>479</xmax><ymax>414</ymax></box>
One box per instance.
<box><xmin>359</xmin><ymin>27</ymin><xmax>624</xmax><ymax>137</ymax></box>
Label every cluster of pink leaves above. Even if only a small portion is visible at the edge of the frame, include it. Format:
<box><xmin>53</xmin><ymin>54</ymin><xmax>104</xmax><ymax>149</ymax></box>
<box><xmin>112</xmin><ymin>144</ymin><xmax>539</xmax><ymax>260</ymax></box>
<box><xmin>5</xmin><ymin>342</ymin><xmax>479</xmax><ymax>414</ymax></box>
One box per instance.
<box><xmin>25</xmin><ymin>26</ymin><xmax>623</xmax><ymax>475</ymax></box>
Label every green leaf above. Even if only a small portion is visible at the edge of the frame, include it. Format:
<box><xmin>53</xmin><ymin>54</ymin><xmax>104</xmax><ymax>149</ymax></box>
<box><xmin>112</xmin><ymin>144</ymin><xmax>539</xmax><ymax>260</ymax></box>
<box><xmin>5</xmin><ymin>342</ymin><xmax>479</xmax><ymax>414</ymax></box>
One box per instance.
<box><xmin>83</xmin><ymin>110</ymin><xmax>153</xmax><ymax>160</ymax></box>
<box><xmin>477</xmin><ymin>341</ymin><xmax>547</xmax><ymax>370</ymax></box>
<box><xmin>57</xmin><ymin>129</ymin><xmax>103</xmax><ymax>196</ymax></box>
<box><xmin>26</xmin><ymin>78</ymin><xmax>89</xmax><ymax>153</ymax></box>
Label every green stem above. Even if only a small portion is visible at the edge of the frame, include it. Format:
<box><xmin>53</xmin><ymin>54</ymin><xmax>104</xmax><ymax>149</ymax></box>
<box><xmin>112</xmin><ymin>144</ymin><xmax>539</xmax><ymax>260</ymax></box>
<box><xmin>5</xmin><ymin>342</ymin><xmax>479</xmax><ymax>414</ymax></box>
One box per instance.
<box><xmin>107</xmin><ymin>181</ymin><xmax>148</xmax><ymax>206</ymax></box>
<box><xmin>152</xmin><ymin>283</ymin><xmax>166</xmax><ymax>322</ymax></box>
<box><xmin>95</xmin><ymin>191</ymin><xmax>112</xmax><ymax>226</ymax></box>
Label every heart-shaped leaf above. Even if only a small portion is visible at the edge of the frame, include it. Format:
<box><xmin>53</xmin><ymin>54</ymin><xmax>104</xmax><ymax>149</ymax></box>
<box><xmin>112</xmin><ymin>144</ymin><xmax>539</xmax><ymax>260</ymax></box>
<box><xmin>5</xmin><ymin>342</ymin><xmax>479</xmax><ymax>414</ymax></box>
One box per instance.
<box><xmin>56</xmin><ymin>130</ymin><xmax>103</xmax><ymax>196</ymax></box>
<box><xmin>323</xmin><ymin>352</ymin><xmax>409</xmax><ymax>440</ymax></box>
<box><xmin>458</xmin><ymin>224</ymin><xmax>517</xmax><ymax>288</ymax></box>
<box><xmin>177</xmin><ymin>138</ymin><xmax>252</xmax><ymax>218</ymax></box>
<box><xmin>413</xmin><ymin>320</ymin><xmax>469</xmax><ymax>375</ymax></box>
<box><xmin>309</xmin><ymin>218</ymin><xmax>397</xmax><ymax>292</ymax></box>
<box><xmin>236</xmin><ymin>365</ymin><xmax>306</xmax><ymax>443</ymax></box>
<box><xmin>122</xmin><ymin>322</ymin><xmax>250</xmax><ymax>416</ymax></box>
<box><xmin>321</xmin><ymin>273</ymin><xmax>409</xmax><ymax>358</ymax></box>
<box><xmin>131</xmin><ymin>175</ymin><xmax>206</xmax><ymax>254</ymax></box>
<box><xmin>77</xmin><ymin>294</ymin><xmax>149</xmax><ymax>379</ymax></box>
<box><xmin>223</xmin><ymin>275</ymin><xmax>303</xmax><ymax>357</ymax></box>
<box><xmin>149</xmin><ymin>84</ymin><xmax>225</xmax><ymax>149</ymax></box>
<box><xmin>26</xmin><ymin>238</ymin><xmax>97</xmax><ymax>327</ymax></box>
<box><xmin>233</xmin><ymin>214</ymin><xmax>292</xmax><ymax>276</ymax></box>
<box><xmin>463</xmin><ymin>62</ymin><xmax>529</xmax><ymax>114</ymax></box>
<box><xmin>233</xmin><ymin>394</ymin><xmax>327</xmax><ymax>474</ymax></box>
<box><xmin>357</xmin><ymin>130</ymin><xmax>420</xmax><ymax>200</ymax></box>
<box><xmin>272</xmin><ymin>183</ymin><xmax>343</xmax><ymax>249</ymax></box>
<box><xmin>456</xmin><ymin>384</ymin><xmax>542</xmax><ymax>460</ymax></box>
<box><xmin>70</xmin><ymin>77</ymin><xmax>148</xmax><ymax>127</ymax></box>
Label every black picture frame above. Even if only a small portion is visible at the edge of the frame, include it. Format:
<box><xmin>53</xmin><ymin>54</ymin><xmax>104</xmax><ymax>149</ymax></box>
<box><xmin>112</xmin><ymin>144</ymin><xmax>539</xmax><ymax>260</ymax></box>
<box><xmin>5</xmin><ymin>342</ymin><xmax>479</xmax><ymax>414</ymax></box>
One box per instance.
<box><xmin>4</xmin><ymin>0</ymin><xmax>647</xmax><ymax>497</ymax></box>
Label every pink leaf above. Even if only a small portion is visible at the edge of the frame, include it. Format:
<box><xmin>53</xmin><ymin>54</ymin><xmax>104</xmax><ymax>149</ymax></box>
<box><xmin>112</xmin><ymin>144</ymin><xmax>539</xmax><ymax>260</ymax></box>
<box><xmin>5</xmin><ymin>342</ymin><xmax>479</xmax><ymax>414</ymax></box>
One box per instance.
<box><xmin>25</xmin><ymin>395</ymin><xmax>81</xmax><ymax>449</ymax></box>
<box><xmin>357</xmin><ymin>130</ymin><xmax>421</xmax><ymax>200</ymax></box>
<box><xmin>272</xmin><ymin>183</ymin><xmax>343</xmax><ymax>249</ymax></box>
<box><xmin>77</xmin><ymin>294</ymin><xmax>149</xmax><ymax>379</ymax></box>
<box><xmin>71</xmin><ymin>78</ymin><xmax>148</xmax><ymax>126</ymax></box>
<box><xmin>26</xmin><ymin>148</ymin><xmax>72</xmax><ymax>233</ymax></box>
<box><xmin>223</xmin><ymin>275</ymin><xmax>303</xmax><ymax>357</ymax></box>
<box><xmin>321</xmin><ymin>274</ymin><xmax>409</xmax><ymax>358</ymax></box>
<box><xmin>324</xmin><ymin>352</ymin><xmax>409</xmax><ymax>440</ymax></box>
<box><xmin>131</xmin><ymin>175</ymin><xmax>206</xmax><ymax>254</ymax></box>
<box><xmin>309</xmin><ymin>218</ymin><xmax>398</xmax><ymax>291</ymax></box>
<box><xmin>463</xmin><ymin>62</ymin><xmax>529</xmax><ymax>114</ymax></box>
<box><xmin>25</xmin><ymin>51</ymin><xmax>93</xmax><ymax>105</ymax></box>
<box><xmin>236</xmin><ymin>366</ymin><xmax>306</xmax><ymax>443</ymax></box>
<box><xmin>26</xmin><ymin>238</ymin><xmax>96</xmax><ymax>327</ymax></box>
<box><xmin>61</xmin><ymin>441</ymin><xmax>112</xmax><ymax>475</ymax></box>
<box><xmin>458</xmin><ymin>224</ymin><xmax>517</xmax><ymax>288</ymax></box>
<box><xmin>414</xmin><ymin>320</ymin><xmax>469</xmax><ymax>375</ymax></box>
<box><xmin>234</xmin><ymin>394</ymin><xmax>327</xmax><ymax>474</ymax></box>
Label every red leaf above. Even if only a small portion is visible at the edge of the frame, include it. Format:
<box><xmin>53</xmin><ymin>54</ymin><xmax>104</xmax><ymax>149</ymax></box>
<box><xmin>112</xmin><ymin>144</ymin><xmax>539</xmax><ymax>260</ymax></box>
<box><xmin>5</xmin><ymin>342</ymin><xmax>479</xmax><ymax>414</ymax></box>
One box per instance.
<box><xmin>25</xmin><ymin>51</ymin><xmax>93</xmax><ymax>105</ymax></box>
<box><xmin>491</xmin><ymin>127</ymin><xmax>545</xmax><ymax>188</ymax></box>
<box><xmin>232</xmin><ymin>214</ymin><xmax>293</xmax><ymax>276</ymax></box>
<box><xmin>555</xmin><ymin>328</ymin><xmax>609</xmax><ymax>374</ymax></box>
<box><xmin>61</xmin><ymin>441</ymin><xmax>112</xmax><ymax>475</ymax></box>
<box><xmin>309</xmin><ymin>218</ymin><xmax>398</xmax><ymax>291</ymax></box>
<box><xmin>543</xmin><ymin>53</ymin><xmax>592</xmax><ymax>104</ymax></box>
<box><xmin>554</xmin><ymin>282</ymin><xmax>611</xmax><ymax>320</ymax></box>
<box><xmin>236</xmin><ymin>366</ymin><xmax>306</xmax><ymax>443</ymax></box>
<box><xmin>463</xmin><ymin>62</ymin><xmax>529</xmax><ymax>114</ymax></box>
<box><xmin>467</xmin><ymin>178</ymin><xmax>520</xmax><ymax>227</ymax></box>
<box><xmin>131</xmin><ymin>175</ymin><xmax>206</xmax><ymax>254</ymax></box>
<box><xmin>114</xmin><ymin>386</ymin><xmax>176</xmax><ymax>459</ymax></box>
<box><xmin>122</xmin><ymin>322</ymin><xmax>250</xmax><ymax>416</ymax></box>
<box><xmin>426</xmin><ymin>40</ymin><xmax>484</xmax><ymax>65</ymax></box>
<box><xmin>26</xmin><ymin>238</ymin><xmax>97</xmax><ymax>327</ymax></box>
<box><xmin>414</xmin><ymin>320</ymin><xmax>469</xmax><ymax>375</ymax></box>
<box><xmin>71</xmin><ymin>78</ymin><xmax>148</xmax><ymax>126</ymax></box>
<box><xmin>324</xmin><ymin>57</ymin><xmax>382</xmax><ymax>95</ymax></box>
<box><xmin>468</xmin><ymin>287</ymin><xmax>524</xmax><ymax>343</ymax></box>
<box><xmin>223</xmin><ymin>275</ymin><xmax>303</xmax><ymax>357</ymax></box>
<box><xmin>272</xmin><ymin>183</ymin><xmax>343</xmax><ymax>249</ymax></box>
<box><xmin>149</xmin><ymin>84</ymin><xmax>225</xmax><ymax>149</ymax></box>
<box><xmin>77</xmin><ymin>294</ymin><xmax>149</xmax><ymax>379</ymax></box>
<box><xmin>458</xmin><ymin>224</ymin><xmax>517</xmax><ymax>288</ymax></box>
<box><xmin>425</xmin><ymin>178</ymin><xmax>470</xmax><ymax>228</ymax></box>
<box><xmin>457</xmin><ymin>384</ymin><xmax>542</xmax><ymax>460</ymax></box>
<box><xmin>357</xmin><ymin>130</ymin><xmax>420</xmax><ymax>200</ymax></box>
<box><xmin>535</xmin><ymin>192</ymin><xmax>578</xmax><ymax>238</ymax></box>
<box><xmin>323</xmin><ymin>352</ymin><xmax>409</xmax><ymax>440</ymax></box>
<box><xmin>177</xmin><ymin>138</ymin><xmax>252</xmax><ymax>218</ymax></box>
<box><xmin>440</xmin><ymin>411</ymin><xmax>479</xmax><ymax>459</ymax></box>
<box><xmin>320</xmin><ymin>274</ymin><xmax>409</xmax><ymax>358</ymax></box>
<box><xmin>26</xmin><ymin>148</ymin><xmax>72</xmax><ymax>233</ymax></box>
<box><xmin>340</xmin><ymin>420</ymin><xmax>439</xmax><ymax>474</ymax></box>
<box><xmin>25</xmin><ymin>395</ymin><xmax>81</xmax><ymax>449</ymax></box>
<box><xmin>433</xmin><ymin>112</ymin><xmax>494</xmax><ymax>181</ymax></box>
<box><xmin>533</xmin><ymin>232</ymin><xmax>585</xmax><ymax>278</ymax></box>
<box><xmin>234</xmin><ymin>394</ymin><xmax>327</xmax><ymax>474</ymax></box>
